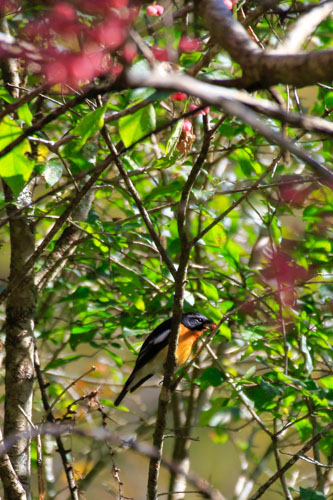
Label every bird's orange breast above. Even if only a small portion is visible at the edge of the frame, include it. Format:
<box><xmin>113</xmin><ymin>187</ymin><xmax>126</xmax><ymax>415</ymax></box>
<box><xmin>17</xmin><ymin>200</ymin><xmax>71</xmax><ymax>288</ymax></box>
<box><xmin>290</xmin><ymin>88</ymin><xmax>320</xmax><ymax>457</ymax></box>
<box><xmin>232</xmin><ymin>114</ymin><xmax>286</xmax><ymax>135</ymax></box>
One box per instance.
<box><xmin>176</xmin><ymin>324</ymin><xmax>203</xmax><ymax>366</ymax></box>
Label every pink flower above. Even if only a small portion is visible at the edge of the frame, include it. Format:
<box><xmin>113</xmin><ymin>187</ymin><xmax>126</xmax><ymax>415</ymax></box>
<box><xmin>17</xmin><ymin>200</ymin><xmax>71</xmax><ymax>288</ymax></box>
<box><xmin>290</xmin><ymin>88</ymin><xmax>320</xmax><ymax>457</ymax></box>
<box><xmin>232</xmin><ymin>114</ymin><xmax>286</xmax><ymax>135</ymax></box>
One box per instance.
<box><xmin>178</xmin><ymin>36</ymin><xmax>202</xmax><ymax>53</ymax></box>
<box><xmin>182</xmin><ymin>119</ymin><xmax>192</xmax><ymax>132</ymax></box>
<box><xmin>53</xmin><ymin>3</ymin><xmax>77</xmax><ymax>22</ymax></box>
<box><xmin>122</xmin><ymin>42</ymin><xmax>137</xmax><ymax>61</ymax></box>
<box><xmin>170</xmin><ymin>92</ymin><xmax>187</xmax><ymax>101</ymax></box>
<box><xmin>44</xmin><ymin>60</ymin><xmax>68</xmax><ymax>85</ymax></box>
<box><xmin>189</xmin><ymin>104</ymin><xmax>210</xmax><ymax>115</ymax></box>
<box><xmin>91</xmin><ymin>18</ymin><xmax>127</xmax><ymax>49</ymax></box>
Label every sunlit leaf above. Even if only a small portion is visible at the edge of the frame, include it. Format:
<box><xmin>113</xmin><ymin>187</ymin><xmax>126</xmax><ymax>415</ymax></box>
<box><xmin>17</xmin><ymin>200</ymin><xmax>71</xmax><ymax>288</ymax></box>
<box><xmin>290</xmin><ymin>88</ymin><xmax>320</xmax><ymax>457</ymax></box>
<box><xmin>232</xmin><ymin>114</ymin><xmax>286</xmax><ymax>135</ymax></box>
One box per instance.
<box><xmin>0</xmin><ymin>117</ymin><xmax>34</xmax><ymax>196</ymax></box>
<box><xmin>119</xmin><ymin>104</ymin><xmax>156</xmax><ymax>147</ymax></box>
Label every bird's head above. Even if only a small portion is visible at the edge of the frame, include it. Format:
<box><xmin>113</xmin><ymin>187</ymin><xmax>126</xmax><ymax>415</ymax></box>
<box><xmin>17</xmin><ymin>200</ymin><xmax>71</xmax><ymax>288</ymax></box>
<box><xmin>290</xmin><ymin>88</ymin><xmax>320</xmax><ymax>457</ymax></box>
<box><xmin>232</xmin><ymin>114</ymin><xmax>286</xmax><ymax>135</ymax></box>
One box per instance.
<box><xmin>182</xmin><ymin>312</ymin><xmax>216</xmax><ymax>331</ymax></box>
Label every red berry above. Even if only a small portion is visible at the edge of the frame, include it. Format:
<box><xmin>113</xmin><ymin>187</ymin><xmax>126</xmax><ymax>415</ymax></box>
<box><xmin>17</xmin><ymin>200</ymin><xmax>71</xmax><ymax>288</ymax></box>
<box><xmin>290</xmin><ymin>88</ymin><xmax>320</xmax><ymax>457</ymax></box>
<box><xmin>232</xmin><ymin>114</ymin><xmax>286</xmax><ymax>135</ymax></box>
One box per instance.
<box><xmin>170</xmin><ymin>92</ymin><xmax>187</xmax><ymax>101</ymax></box>
<box><xmin>152</xmin><ymin>47</ymin><xmax>169</xmax><ymax>61</ymax></box>
<box><xmin>189</xmin><ymin>104</ymin><xmax>199</xmax><ymax>113</ymax></box>
<box><xmin>146</xmin><ymin>5</ymin><xmax>158</xmax><ymax>16</ymax></box>
<box><xmin>155</xmin><ymin>4</ymin><xmax>164</xmax><ymax>15</ymax></box>
<box><xmin>223</xmin><ymin>0</ymin><xmax>236</xmax><ymax>9</ymax></box>
<box><xmin>189</xmin><ymin>104</ymin><xmax>210</xmax><ymax>116</ymax></box>
<box><xmin>182</xmin><ymin>119</ymin><xmax>192</xmax><ymax>132</ymax></box>
<box><xmin>146</xmin><ymin>4</ymin><xmax>164</xmax><ymax>16</ymax></box>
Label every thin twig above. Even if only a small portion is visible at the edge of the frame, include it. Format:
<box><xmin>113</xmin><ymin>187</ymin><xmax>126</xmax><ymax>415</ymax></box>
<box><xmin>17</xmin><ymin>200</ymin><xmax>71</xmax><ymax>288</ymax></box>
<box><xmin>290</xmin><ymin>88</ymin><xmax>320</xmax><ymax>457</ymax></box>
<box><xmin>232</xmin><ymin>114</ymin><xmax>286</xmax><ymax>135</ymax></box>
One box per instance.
<box><xmin>48</xmin><ymin>366</ymin><xmax>96</xmax><ymax>412</ymax></box>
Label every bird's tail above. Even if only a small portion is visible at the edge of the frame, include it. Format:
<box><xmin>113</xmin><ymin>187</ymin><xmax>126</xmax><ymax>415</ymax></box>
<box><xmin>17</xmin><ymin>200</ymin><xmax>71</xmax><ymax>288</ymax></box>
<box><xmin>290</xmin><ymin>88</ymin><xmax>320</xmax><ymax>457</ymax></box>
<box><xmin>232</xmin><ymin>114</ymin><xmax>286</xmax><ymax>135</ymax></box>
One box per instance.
<box><xmin>114</xmin><ymin>385</ymin><xmax>129</xmax><ymax>406</ymax></box>
<box><xmin>114</xmin><ymin>370</ymin><xmax>135</xmax><ymax>406</ymax></box>
<box><xmin>114</xmin><ymin>372</ymin><xmax>153</xmax><ymax>406</ymax></box>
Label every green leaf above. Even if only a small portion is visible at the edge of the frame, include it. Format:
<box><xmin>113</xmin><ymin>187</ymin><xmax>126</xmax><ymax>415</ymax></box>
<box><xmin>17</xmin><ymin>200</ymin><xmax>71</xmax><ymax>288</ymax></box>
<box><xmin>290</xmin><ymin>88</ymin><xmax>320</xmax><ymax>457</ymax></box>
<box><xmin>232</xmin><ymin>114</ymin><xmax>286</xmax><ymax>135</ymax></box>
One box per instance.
<box><xmin>299</xmin><ymin>488</ymin><xmax>326</xmax><ymax>500</ymax></box>
<box><xmin>17</xmin><ymin>103</ymin><xmax>33</xmax><ymax>125</ymax></box>
<box><xmin>295</xmin><ymin>419</ymin><xmax>313</xmax><ymax>442</ymax></box>
<box><xmin>0</xmin><ymin>116</ymin><xmax>34</xmax><ymax>196</ymax></box>
<box><xmin>145</xmin><ymin>180</ymin><xmax>183</xmax><ymax>202</ymax></box>
<box><xmin>217</xmin><ymin>323</ymin><xmax>231</xmax><ymax>341</ymax></box>
<box><xmin>119</xmin><ymin>104</ymin><xmax>156</xmax><ymax>147</ymax></box>
<box><xmin>321</xmin><ymin>376</ymin><xmax>333</xmax><ymax>389</ymax></box>
<box><xmin>72</xmin><ymin>106</ymin><xmax>106</xmax><ymax>149</ymax></box>
<box><xmin>42</xmin><ymin>159</ymin><xmax>63</xmax><ymax>186</ymax></box>
<box><xmin>270</xmin><ymin>216</ymin><xmax>282</xmax><ymax>245</ymax></box>
<box><xmin>220</xmin><ymin>301</ymin><xmax>234</xmax><ymax>314</ymax></box>
<box><xmin>200</xmin><ymin>367</ymin><xmax>225</xmax><ymax>388</ymax></box>
<box><xmin>166</xmin><ymin>119</ymin><xmax>183</xmax><ymax>157</ymax></box>
<box><xmin>201</xmin><ymin>280</ymin><xmax>219</xmax><ymax>302</ymax></box>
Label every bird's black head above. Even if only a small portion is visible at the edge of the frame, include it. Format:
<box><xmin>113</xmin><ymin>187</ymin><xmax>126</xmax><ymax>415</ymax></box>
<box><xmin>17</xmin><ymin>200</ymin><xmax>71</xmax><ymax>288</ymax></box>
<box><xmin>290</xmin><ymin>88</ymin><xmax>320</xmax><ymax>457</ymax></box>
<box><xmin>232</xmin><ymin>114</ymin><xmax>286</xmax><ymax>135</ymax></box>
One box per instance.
<box><xmin>182</xmin><ymin>312</ymin><xmax>216</xmax><ymax>331</ymax></box>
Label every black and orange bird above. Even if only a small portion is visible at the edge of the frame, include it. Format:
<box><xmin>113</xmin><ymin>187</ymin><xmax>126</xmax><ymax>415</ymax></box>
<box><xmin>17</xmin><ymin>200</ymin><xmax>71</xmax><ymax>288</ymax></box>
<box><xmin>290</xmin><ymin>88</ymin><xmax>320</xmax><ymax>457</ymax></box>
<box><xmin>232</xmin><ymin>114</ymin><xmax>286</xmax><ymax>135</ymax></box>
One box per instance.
<box><xmin>114</xmin><ymin>312</ymin><xmax>216</xmax><ymax>406</ymax></box>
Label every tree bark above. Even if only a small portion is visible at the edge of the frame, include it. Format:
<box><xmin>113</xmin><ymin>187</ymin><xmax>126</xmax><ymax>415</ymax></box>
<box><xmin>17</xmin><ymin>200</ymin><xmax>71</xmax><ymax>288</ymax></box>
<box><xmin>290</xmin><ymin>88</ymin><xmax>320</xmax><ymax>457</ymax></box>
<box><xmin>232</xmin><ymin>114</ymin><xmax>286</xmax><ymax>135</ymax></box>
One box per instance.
<box><xmin>3</xmin><ymin>183</ymin><xmax>36</xmax><ymax>500</ymax></box>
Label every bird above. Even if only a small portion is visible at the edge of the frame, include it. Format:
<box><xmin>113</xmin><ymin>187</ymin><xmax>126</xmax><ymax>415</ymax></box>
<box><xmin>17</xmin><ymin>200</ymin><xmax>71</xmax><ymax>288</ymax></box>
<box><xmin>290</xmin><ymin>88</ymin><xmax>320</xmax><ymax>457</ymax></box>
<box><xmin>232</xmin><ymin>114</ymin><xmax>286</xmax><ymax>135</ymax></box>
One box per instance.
<box><xmin>114</xmin><ymin>312</ymin><xmax>216</xmax><ymax>406</ymax></box>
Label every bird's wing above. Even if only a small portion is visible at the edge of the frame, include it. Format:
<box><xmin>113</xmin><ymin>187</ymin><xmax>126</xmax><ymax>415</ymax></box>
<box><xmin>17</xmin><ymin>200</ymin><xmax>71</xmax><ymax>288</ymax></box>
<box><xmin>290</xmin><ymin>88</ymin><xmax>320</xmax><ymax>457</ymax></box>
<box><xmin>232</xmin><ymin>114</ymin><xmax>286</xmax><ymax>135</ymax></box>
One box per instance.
<box><xmin>134</xmin><ymin>318</ymin><xmax>172</xmax><ymax>371</ymax></box>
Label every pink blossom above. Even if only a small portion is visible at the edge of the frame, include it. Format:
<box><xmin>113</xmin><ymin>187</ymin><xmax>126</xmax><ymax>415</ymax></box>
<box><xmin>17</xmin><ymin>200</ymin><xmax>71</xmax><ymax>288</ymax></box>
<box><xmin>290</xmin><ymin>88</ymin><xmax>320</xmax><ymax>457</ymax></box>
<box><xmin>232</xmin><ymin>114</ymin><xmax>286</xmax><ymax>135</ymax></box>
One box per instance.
<box><xmin>91</xmin><ymin>18</ymin><xmax>127</xmax><ymax>49</ymax></box>
<box><xmin>80</xmin><ymin>0</ymin><xmax>128</xmax><ymax>14</ymax></box>
<box><xmin>53</xmin><ymin>3</ymin><xmax>77</xmax><ymax>22</ymax></box>
<box><xmin>122</xmin><ymin>42</ymin><xmax>137</xmax><ymax>62</ymax></box>
<box><xmin>44</xmin><ymin>60</ymin><xmax>68</xmax><ymax>85</ymax></box>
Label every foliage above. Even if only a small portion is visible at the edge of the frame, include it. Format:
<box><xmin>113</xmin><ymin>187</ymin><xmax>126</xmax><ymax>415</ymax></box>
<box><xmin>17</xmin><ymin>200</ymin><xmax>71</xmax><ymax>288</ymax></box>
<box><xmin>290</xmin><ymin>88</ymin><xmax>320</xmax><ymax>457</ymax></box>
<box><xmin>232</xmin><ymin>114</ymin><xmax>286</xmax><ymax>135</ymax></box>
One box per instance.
<box><xmin>0</xmin><ymin>0</ymin><xmax>332</xmax><ymax>499</ymax></box>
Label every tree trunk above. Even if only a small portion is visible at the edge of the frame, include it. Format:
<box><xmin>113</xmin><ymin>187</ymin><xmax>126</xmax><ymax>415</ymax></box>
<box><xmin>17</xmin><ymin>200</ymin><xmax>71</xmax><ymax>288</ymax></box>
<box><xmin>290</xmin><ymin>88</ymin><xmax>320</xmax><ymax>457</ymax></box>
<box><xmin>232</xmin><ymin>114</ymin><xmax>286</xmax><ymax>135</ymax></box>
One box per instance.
<box><xmin>3</xmin><ymin>183</ymin><xmax>36</xmax><ymax>500</ymax></box>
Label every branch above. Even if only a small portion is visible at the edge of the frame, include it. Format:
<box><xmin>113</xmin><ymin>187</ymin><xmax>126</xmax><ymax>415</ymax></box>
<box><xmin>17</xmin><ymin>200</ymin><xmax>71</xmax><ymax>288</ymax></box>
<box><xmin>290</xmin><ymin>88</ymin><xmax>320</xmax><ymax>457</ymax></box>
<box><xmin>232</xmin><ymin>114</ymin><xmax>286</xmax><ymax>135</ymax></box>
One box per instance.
<box><xmin>0</xmin><ymin>152</ymin><xmax>115</xmax><ymax>306</ymax></box>
<box><xmin>0</xmin><ymin>423</ymin><xmax>227</xmax><ymax>500</ymax></box>
<box><xmin>34</xmin><ymin>349</ymin><xmax>79</xmax><ymax>500</ymax></box>
<box><xmin>192</xmin><ymin>154</ymin><xmax>282</xmax><ymax>245</ymax></box>
<box><xmin>277</xmin><ymin>0</ymin><xmax>333</xmax><ymax>53</ymax></box>
<box><xmin>100</xmin><ymin>128</ymin><xmax>177</xmax><ymax>279</ymax></box>
<box><xmin>147</xmin><ymin>132</ymin><xmax>212</xmax><ymax>500</ymax></box>
<box><xmin>0</xmin><ymin>80</ymin><xmax>120</xmax><ymax>160</ymax></box>
<box><xmin>128</xmin><ymin>68</ymin><xmax>333</xmax><ymax>187</ymax></box>
<box><xmin>0</xmin><ymin>83</ymin><xmax>49</xmax><ymax>121</ymax></box>
<box><xmin>36</xmin><ymin>185</ymin><xmax>95</xmax><ymax>291</ymax></box>
<box><xmin>198</xmin><ymin>0</ymin><xmax>333</xmax><ymax>87</ymax></box>
<box><xmin>198</xmin><ymin>0</ymin><xmax>260</xmax><ymax>68</ymax></box>
<box><xmin>129</xmin><ymin>68</ymin><xmax>333</xmax><ymax>137</ymax></box>
<box><xmin>249</xmin><ymin>420</ymin><xmax>333</xmax><ymax>500</ymax></box>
